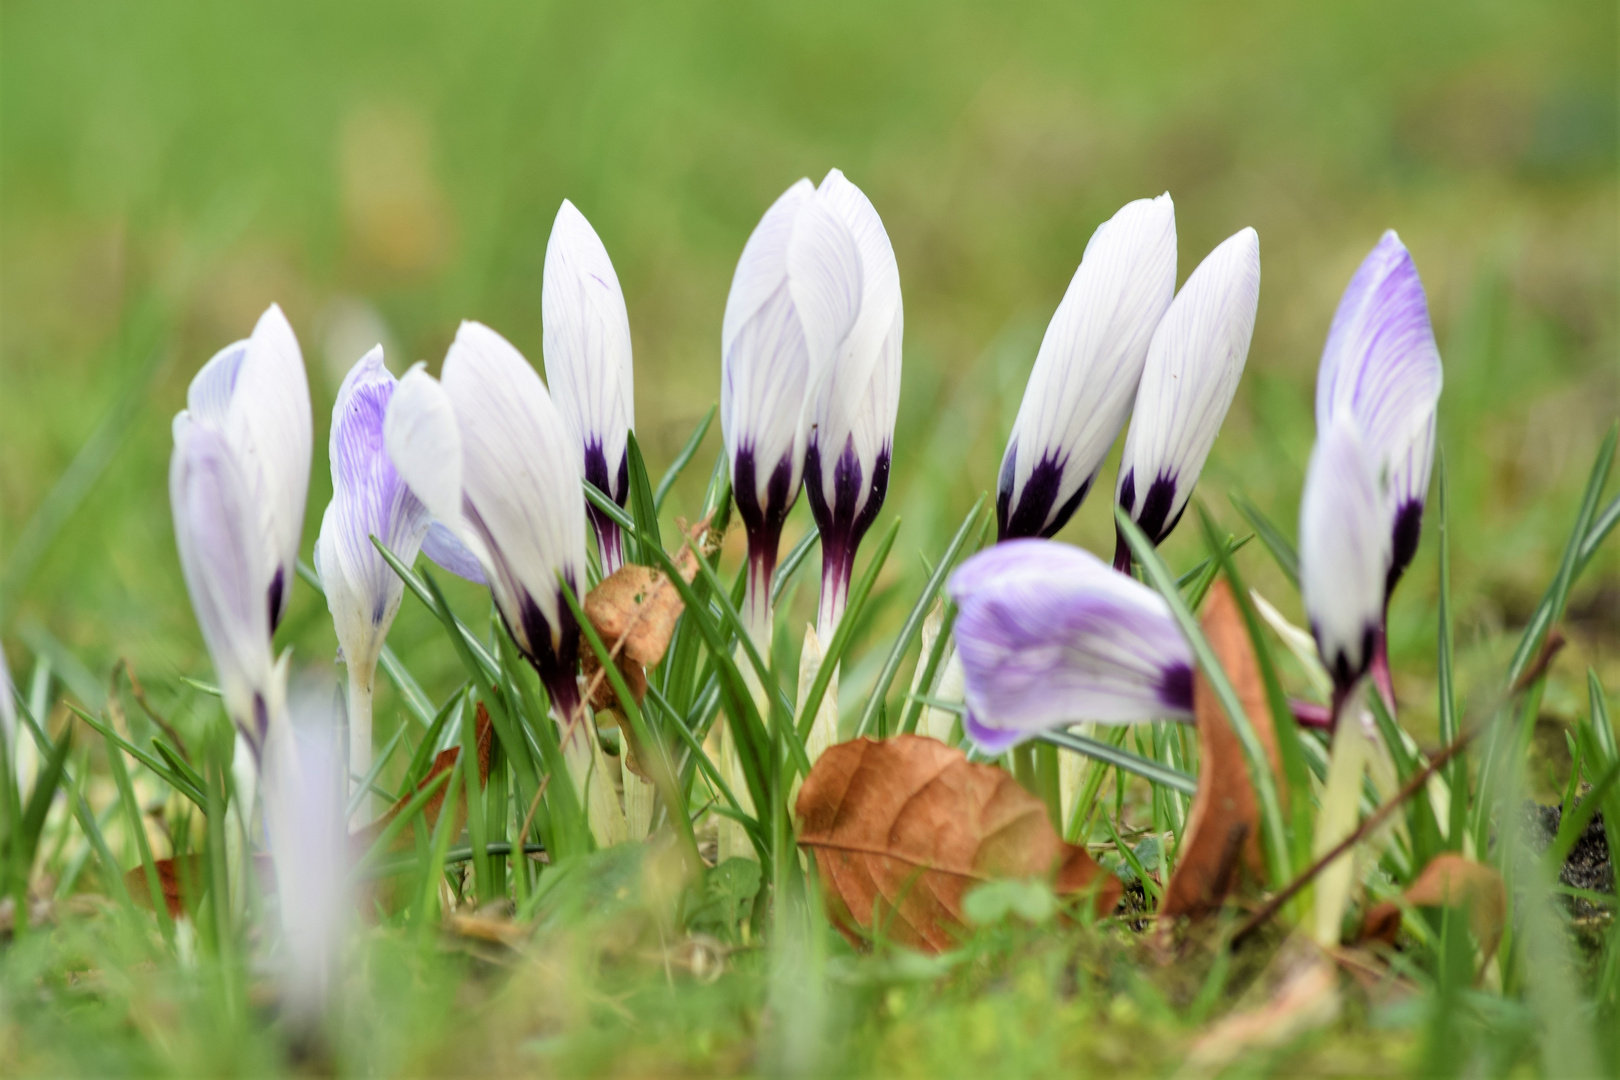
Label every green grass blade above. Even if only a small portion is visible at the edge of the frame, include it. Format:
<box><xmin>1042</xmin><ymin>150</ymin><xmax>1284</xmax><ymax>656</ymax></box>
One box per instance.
<box><xmin>100</xmin><ymin>720</ymin><xmax>176</xmax><ymax>942</ymax></box>
<box><xmin>804</xmin><ymin>518</ymin><xmax>898</xmax><ymax>742</ymax></box>
<box><xmin>297</xmin><ymin>559</ymin><xmax>437</xmax><ymax>725</ymax></box>
<box><xmin>1229</xmin><ymin>492</ymin><xmax>1300</xmax><ymax>589</ymax></box>
<box><xmin>1036</xmin><ymin>728</ymin><xmax>1196</xmax><ymax>796</ymax></box>
<box><xmin>371</xmin><ymin>538</ymin><xmax>500</xmax><ymax>680</ymax></box>
<box><xmin>654</xmin><ymin>404</ymin><xmax>716</xmax><ymax>512</ymax></box>
<box><xmin>854</xmin><ymin>496</ymin><xmax>984</xmax><ymax>740</ymax></box>
<box><xmin>66</xmin><ymin>703</ymin><xmax>206</xmax><ymax>808</ymax></box>
<box><xmin>900</xmin><ymin>602</ymin><xmax>960</xmax><ymax>736</ymax></box>
<box><xmin>625</xmin><ymin>431</ymin><xmax>664</xmax><ymax>563</ymax></box>
<box><xmin>770</xmin><ymin>525</ymin><xmax>821</xmax><ymax>609</ymax></box>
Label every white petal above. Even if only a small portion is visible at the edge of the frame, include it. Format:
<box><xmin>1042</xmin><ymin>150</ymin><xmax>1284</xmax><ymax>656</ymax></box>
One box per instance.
<box><xmin>1116</xmin><ymin>226</ymin><xmax>1259</xmax><ymax>543</ymax></box>
<box><xmin>230</xmin><ymin>304</ymin><xmax>313</xmax><ymax>627</ymax></box>
<box><xmin>1299</xmin><ymin>419</ymin><xmax>1389</xmax><ymax>689</ymax></box>
<box><xmin>384</xmin><ymin>363</ymin><xmax>485</xmax><ymax>566</ymax></box>
<box><xmin>543</xmin><ymin>200</ymin><xmax>635</xmax><ymax>497</ymax></box>
<box><xmin>999</xmin><ymin>194</ymin><xmax>1177</xmax><ymax>537</ymax></box>
<box><xmin>170</xmin><ymin>419</ymin><xmax>275</xmax><ymax>731</ymax></box>
<box><xmin>441</xmin><ymin>321</ymin><xmax>586</xmax><ymax>653</ymax></box>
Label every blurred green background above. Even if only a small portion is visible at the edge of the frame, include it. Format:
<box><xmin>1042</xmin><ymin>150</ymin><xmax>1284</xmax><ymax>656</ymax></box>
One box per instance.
<box><xmin>2</xmin><ymin>1</ymin><xmax>1615</xmax><ymax>744</ymax></box>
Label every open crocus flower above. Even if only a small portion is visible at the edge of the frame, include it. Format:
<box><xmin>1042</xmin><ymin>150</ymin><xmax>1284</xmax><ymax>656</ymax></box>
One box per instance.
<box><xmin>1315</xmin><ymin>230</ymin><xmax>1443</xmax><ymax>600</ymax></box>
<box><xmin>1113</xmin><ymin>227</ymin><xmax>1260</xmax><ymax>570</ymax></box>
<box><xmin>181</xmin><ymin>304</ymin><xmax>312</xmax><ymax>633</ymax></box>
<box><xmin>997</xmin><ymin>194</ymin><xmax>1176</xmax><ymax>542</ymax></box>
<box><xmin>721</xmin><ymin>177</ymin><xmax>864</xmax><ymax>642</ymax></box>
<box><xmin>1298</xmin><ymin>418</ymin><xmax>1391</xmax><ymax>719</ymax></box>
<box><xmin>384</xmin><ymin>321</ymin><xmax>587</xmax><ymax>717</ymax></box>
<box><xmin>314</xmin><ymin>347</ymin><xmax>433</xmax><ymax>784</ymax></box>
<box><xmin>802</xmin><ymin>169</ymin><xmax>902</xmax><ymax>639</ymax></box>
<box><xmin>543</xmin><ymin>199</ymin><xmax>636</xmax><ymax>574</ymax></box>
<box><xmin>948</xmin><ymin>539</ymin><xmax>1194</xmax><ymax>754</ymax></box>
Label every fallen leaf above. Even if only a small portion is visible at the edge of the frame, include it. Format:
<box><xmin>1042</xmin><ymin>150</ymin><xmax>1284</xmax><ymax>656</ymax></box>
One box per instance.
<box><xmin>1358</xmin><ymin>853</ymin><xmax>1505</xmax><ymax>960</ymax></box>
<box><xmin>1160</xmin><ymin>580</ymin><xmax>1283</xmax><ymax>922</ymax></box>
<box><xmin>584</xmin><ymin>545</ymin><xmax>702</xmax><ymax>669</ymax></box>
<box><xmin>126</xmin><ymin>853</ymin><xmax>272</xmax><ymax>919</ymax></box>
<box><xmin>795</xmin><ymin>735</ymin><xmax>1122</xmax><ymax>952</ymax></box>
<box><xmin>579</xmin><ymin>644</ymin><xmax>649</xmax><ymax>711</ymax></box>
<box><xmin>357</xmin><ymin>702</ymin><xmax>494</xmax><ymax>850</ymax></box>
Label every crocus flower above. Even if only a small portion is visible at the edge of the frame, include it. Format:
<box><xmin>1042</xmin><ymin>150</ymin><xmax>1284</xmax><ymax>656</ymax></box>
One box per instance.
<box><xmin>802</xmin><ymin>169</ymin><xmax>903</xmax><ymax>639</ymax></box>
<box><xmin>1314</xmin><ymin>230</ymin><xmax>1442</xmax><ymax>600</ymax></box>
<box><xmin>383</xmin><ymin>320</ymin><xmax>587</xmax><ymax>718</ymax></box>
<box><xmin>314</xmin><ymin>347</ymin><xmax>432</xmax><ymax>783</ymax></box>
<box><xmin>181</xmin><ymin>304</ymin><xmax>312</xmax><ymax>633</ymax></box>
<box><xmin>1298</xmin><ymin>418</ymin><xmax>1390</xmax><ymax>718</ymax></box>
<box><xmin>171</xmin><ymin>305</ymin><xmax>310</xmax><ymax>756</ymax></box>
<box><xmin>721</xmin><ymin>178</ymin><xmax>864</xmax><ymax>642</ymax></box>
<box><xmin>997</xmin><ymin>194</ymin><xmax>1177</xmax><ymax>541</ymax></box>
<box><xmin>948</xmin><ymin>539</ymin><xmax>1194</xmax><ymax>754</ymax></box>
<box><xmin>1113</xmin><ymin>227</ymin><xmax>1260</xmax><ymax>570</ymax></box>
<box><xmin>543</xmin><ymin>199</ymin><xmax>636</xmax><ymax>574</ymax></box>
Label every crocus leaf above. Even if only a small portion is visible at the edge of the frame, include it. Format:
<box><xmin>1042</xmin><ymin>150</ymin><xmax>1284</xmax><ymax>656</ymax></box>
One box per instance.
<box><xmin>795</xmin><ymin>734</ymin><xmax>1121</xmax><ymax>953</ymax></box>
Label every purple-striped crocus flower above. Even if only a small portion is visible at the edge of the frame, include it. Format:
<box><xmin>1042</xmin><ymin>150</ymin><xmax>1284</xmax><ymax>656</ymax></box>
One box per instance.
<box><xmin>1315</xmin><ymin>230</ymin><xmax>1443</xmax><ymax>601</ymax></box>
<box><xmin>543</xmin><ymin>199</ymin><xmax>636</xmax><ymax>575</ymax></box>
<box><xmin>171</xmin><ymin>305</ymin><xmax>311</xmax><ymax>756</ymax></box>
<box><xmin>947</xmin><ymin>539</ymin><xmax>1194</xmax><ymax>754</ymax></box>
<box><xmin>1113</xmin><ymin>227</ymin><xmax>1260</xmax><ymax>570</ymax></box>
<box><xmin>997</xmin><ymin>194</ymin><xmax>1176</xmax><ymax>542</ymax></box>
<box><xmin>720</xmin><ymin>178</ymin><xmax>863</xmax><ymax>642</ymax></box>
<box><xmin>314</xmin><ymin>347</ymin><xmax>434</xmax><ymax>781</ymax></box>
<box><xmin>1298</xmin><ymin>418</ymin><xmax>1390</xmax><ymax>719</ymax></box>
<box><xmin>802</xmin><ymin>169</ymin><xmax>902</xmax><ymax>639</ymax></box>
<box><xmin>383</xmin><ymin>321</ymin><xmax>588</xmax><ymax>722</ymax></box>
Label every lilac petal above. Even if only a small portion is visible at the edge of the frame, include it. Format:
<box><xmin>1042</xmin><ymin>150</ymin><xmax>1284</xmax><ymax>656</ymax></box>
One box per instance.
<box><xmin>421</xmin><ymin>521</ymin><xmax>488</xmax><ymax>585</ymax></box>
<box><xmin>948</xmin><ymin>539</ymin><xmax>1194</xmax><ymax>752</ymax></box>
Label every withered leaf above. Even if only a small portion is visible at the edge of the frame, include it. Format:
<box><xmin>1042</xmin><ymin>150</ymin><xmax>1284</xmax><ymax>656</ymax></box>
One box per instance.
<box><xmin>1360</xmin><ymin>853</ymin><xmax>1505</xmax><ymax>958</ymax></box>
<box><xmin>795</xmin><ymin>735</ymin><xmax>1122</xmax><ymax>953</ymax></box>
<box><xmin>584</xmin><ymin>545</ymin><xmax>701</xmax><ymax>669</ymax></box>
<box><xmin>356</xmin><ymin>702</ymin><xmax>494</xmax><ymax>850</ymax></box>
<box><xmin>1160</xmin><ymin>580</ymin><xmax>1284</xmax><ymax>922</ymax></box>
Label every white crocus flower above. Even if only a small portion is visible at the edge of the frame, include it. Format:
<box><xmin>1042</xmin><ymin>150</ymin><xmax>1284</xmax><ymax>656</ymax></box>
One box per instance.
<box><xmin>720</xmin><ymin>178</ymin><xmax>864</xmax><ymax>643</ymax></box>
<box><xmin>313</xmin><ymin>347</ymin><xmax>433</xmax><ymax>790</ymax></box>
<box><xmin>384</xmin><ymin>321</ymin><xmax>624</xmax><ymax>845</ymax></box>
<box><xmin>1113</xmin><ymin>226</ymin><xmax>1260</xmax><ymax>568</ymax></box>
<box><xmin>802</xmin><ymin>169</ymin><xmax>903</xmax><ymax>640</ymax></box>
<box><xmin>998</xmin><ymin>194</ymin><xmax>1177</xmax><ymax>541</ymax></box>
<box><xmin>543</xmin><ymin>199</ymin><xmax>636</xmax><ymax>575</ymax></box>
<box><xmin>1298</xmin><ymin>418</ymin><xmax>1391</xmax><ymax>719</ymax></box>
<box><xmin>181</xmin><ymin>304</ymin><xmax>312</xmax><ymax>633</ymax></box>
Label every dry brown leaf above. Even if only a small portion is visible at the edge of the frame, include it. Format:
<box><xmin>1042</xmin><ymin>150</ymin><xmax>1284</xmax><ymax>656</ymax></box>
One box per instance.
<box><xmin>1358</xmin><ymin>853</ymin><xmax>1505</xmax><ymax>959</ymax></box>
<box><xmin>126</xmin><ymin>853</ymin><xmax>272</xmax><ymax>919</ymax></box>
<box><xmin>1160</xmin><ymin>580</ymin><xmax>1283</xmax><ymax>922</ymax></box>
<box><xmin>795</xmin><ymin>735</ymin><xmax>1122</xmax><ymax>953</ymax></box>
<box><xmin>584</xmin><ymin>545</ymin><xmax>702</xmax><ymax>669</ymax></box>
<box><xmin>357</xmin><ymin>702</ymin><xmax>494</xmax><ymax>850</ymax></box>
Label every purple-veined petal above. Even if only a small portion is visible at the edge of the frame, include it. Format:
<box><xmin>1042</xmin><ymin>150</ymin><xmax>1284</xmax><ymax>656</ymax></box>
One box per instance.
<box><xmin>440</xmin><ymin>321</ymin><xmax>586</xmax><ymax>696</ymax></box>
<box><xmin>998</xmin><ymin>194</ymin><xmax>1177</xmax><ymax>541</ymax></box>
<box><xmin>948</xmin><ymin>539</ymin><xmax>1194</xmax><ymax>752</ymax></box>
<box><xmin>1114</xmin><ymin>226</ymin><xmax>1260</xmax><ymax>559</ymax></box>
<box><xmin>1314</xmin><ymin>231</ymin><xmax>1442</xmax><ymax>595</ymax></box>
<box><xmin>170</xmin><ymin>416</ymin><xmax>276</xmax><ymax>743</ymax></box>
<box><xmin>316</xmin><ymin>348</ymin><xmax>431</xmax><ymax>682</ymax></box>
<box><xmin>1299</xmin><ymin>418</ymin><xmax>1389</xmax><ymax>699</ymax></box>
<box><xmin>543</xmin><ymin>200</ymin><xmax>635</xmax><ymax>573</ymax></box>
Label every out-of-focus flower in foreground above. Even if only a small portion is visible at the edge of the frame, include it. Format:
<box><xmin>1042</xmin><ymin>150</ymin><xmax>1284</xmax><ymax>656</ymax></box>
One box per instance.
<box><xmin>1113</xmin><ymin>227</ymin><xmax>1260</xmax><ymax>570</ymax></box>
<box><xmin>171</xmin><ymin>305</ymin><xmax>311</xmax><ymax>757</ymax></box>
<box><xmin>314</xmin><ymin>347</ymin><xmax>432</xmax><ymax>782</ymax></box>
<box><xmin>997</xmin><ymin>194</ymin><xmax>1177</xmax><ymax>542</ymax></box>
<box><xmin>721</xmin><ymin>178</ymin><xmax>863</xmax><ymax>642</ymax></box>
<box><xmin>384</xmin><ymin>321</ymin><xmax>587</xmax><ymax>717</ymax></box>
<box><xmin>1298</xmin><ymin>418</ymin><xmax>1390</xmax><ymax>718</ymax></box>
<box><xmin>1315</xmin><ymin>230</ymin><xmax>1443</xmax><ymax>601</ymax></box>
<box><xmin>948</xmin><ymin>539</ymin><xmax>1194</xmax><ymax>754</ymax></box>
<box><xmin>543</xmin><ymin>199</ymin><xmax>636</xmax><ymax>574</ymax></box>
<box><xmin>802</xmin><ymin>169</ymin><xmax>903</xmax><ymax>640</ymax></box>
